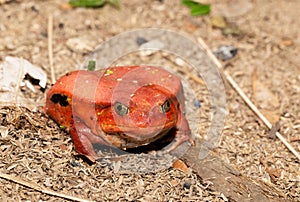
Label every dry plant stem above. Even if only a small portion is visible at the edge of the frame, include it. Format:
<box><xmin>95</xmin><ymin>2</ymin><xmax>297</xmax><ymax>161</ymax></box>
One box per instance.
<box><xmin>197</xmin><ymin>38</ymin><xmax>300</xmax><ymax>161</ymax></box>
<box><xmin>168</xmin><ymin>62</ymin><xmax>205</xmax><ymax>85</ymax></box>
<box><xmin>0</xmin><ymin>172</ymin><xmax>91</xmax><ymax>202</ymax></box>
<box><xmin>48</xmin><ymin>15</ymin><xmax>55</xmax><ymax>84</ymax></box>
<box><xmin>15</xmin><ymin>60</ymin><xmax>24</xmax><ymax>103</ymax></box>
<box><xmin>184</xmin><ymin>71</ymin><xmax>205</xmax><ymax>85</ymax></box>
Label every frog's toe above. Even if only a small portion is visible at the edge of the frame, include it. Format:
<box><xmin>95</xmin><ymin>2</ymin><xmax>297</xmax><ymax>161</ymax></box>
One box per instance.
<box><xmin>163</xmin><ymin>133</ymin><xmax>195</xmax><ymax>153</ymax></box>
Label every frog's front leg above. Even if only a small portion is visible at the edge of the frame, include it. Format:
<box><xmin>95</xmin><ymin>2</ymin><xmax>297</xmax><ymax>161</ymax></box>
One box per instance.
<box><xmin>69</xmin><ymin>118</ymin><xmax>108</xmax><ymax>162</ymax></box>
<box><xmin>165</xmin><ymin>112</ymin><xmax>195</xmax><ymax>152</ymax></box>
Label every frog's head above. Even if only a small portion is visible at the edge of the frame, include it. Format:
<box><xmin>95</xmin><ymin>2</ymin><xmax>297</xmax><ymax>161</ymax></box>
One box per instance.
<box><xmin>97</xmin><ymin>84</ymin><xmax>180</xmax><ymax>148</ymax></box>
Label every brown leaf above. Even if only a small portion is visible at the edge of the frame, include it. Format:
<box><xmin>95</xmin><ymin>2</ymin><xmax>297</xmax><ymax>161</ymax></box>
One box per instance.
<box><xmin>260</xmin><ymin>109</ymin><xmax>280</xmax><ymax>125</ymax></box>
<box><xmin>253</xmin><ymin>80</ymin><xmax>280</xmax><ymax>109</ymax></box>
<box><xmin>210</xmin><ymin>16</ymin><xmax>227</xmax><ymax>29</ymax></box>
<box><xmin>172</xmin><ymin>159</ymin><xmax>189</xmax><ymax>173</ymax></box>
<box><xmin>252</xmin><ymin>70</ymin><xmax>280</xmax><ymax>124</ymax></box>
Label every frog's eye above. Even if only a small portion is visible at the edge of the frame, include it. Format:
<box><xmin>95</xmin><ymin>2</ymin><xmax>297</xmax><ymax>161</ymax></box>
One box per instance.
<box><xmin>114</xmin><ymin>102</ymin><xmax>129</xmax><ymax>116</ymax></box>
<box><xmin>161</xmin><ymin>100</ymin><xmax>171</xmax><ymax>113</ymax></box>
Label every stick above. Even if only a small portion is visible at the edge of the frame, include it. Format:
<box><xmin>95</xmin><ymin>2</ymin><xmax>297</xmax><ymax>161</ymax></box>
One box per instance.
<box><xmin>197</xmin><ymin>38</ymin><xmax>300</xmax><ymax>161</ymax></box>
<box><xmin>48</xmin><ymin>15</ymin><xmax>55</xmax><ymax>84</ymax></box>
<box><xmin>0</xmin><ymin>172</ymin><xmax>91</xmax><ymax>202</ymax></box>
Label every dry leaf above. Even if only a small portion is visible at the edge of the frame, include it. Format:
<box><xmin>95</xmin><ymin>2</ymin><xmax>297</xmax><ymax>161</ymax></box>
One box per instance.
<box><xmin>0</xmin><ymin>56</ymin><xmax>47</xmax><ymax>90</ymax></box>
<box><xmin>172</xmin><ymin>159</ymin><xmax>189</xmax><ymax>173</ymax></box>
<box><xmin>210</xmin><ymin>16</ymin><xmax>227</xmax><ymax>29</ymax></box>
<box><xmin>252</xmin><ymin>80</ymin><xmax>280</xmax><ymax>109</ymax></box>
<box><xmin>0</xmin><ymin>56</ymin><xmax>47</xmax><ymax>108</ymax></box>
<box><xmin>260</xmin><ymin>109</ymin><xmax>280</xmax><ymax>125</ymax></box>
<box><xmin>252</xmin><ymin>70</ymin><xmax>280</xmax><ymax>123</ymax></box>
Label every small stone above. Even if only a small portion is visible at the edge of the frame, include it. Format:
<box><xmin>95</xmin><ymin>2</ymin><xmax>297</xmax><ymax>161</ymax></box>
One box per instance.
<box><xmin>193</xmin><ymin>99</ymin><xmax>201</xmax><ymax>108</ymax></box>
<box><xmin>183</xmin><ymin>181</ymin><xmax>191</xmax><ymax>189</ymax></box>
<box><xmin>213</xmin><ymin>45</ymin><xmax>238</xmax><ymax>61</ymax></box>
<box><xmin>136</xmin><ymin>37</ymin><xmax>148</xmax><ymax>46</ymax></box>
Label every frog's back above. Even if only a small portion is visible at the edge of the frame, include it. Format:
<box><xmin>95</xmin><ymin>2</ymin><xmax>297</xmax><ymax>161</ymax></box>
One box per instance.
<box><xmin>95</xmin><ymin>66</ymin><xmax>182</xmax><ymax>105</ymax></box>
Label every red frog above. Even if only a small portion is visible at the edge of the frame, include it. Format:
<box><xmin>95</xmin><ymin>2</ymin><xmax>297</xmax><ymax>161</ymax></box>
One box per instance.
<box><xmin>45</xmin><ymin>66</ymin><xmax>194</xmax><ymax>162</ymax></box>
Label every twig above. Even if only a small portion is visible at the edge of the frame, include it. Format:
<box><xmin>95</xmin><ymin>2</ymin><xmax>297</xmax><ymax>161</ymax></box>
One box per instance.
<box><xmin>48</xmin><ymin>15</ymin><xmax>55</xmax><ymax>84</ymax></box>
<box><xmin>173</xmin><ymin>65</ymin><xmax>205</xmax><ymax>85</ymax></box>
<box><xmin>188</xmin><ymin>73</ymin><xmax>205</xmax><ymax>85</ymax></box>
<box><xmin>197</xmin><ymin>38</ymin><xmax>300</xmax><ymax>161</ymax></box>
<box><xmin>0</xmin><ymin>172</ymin><xmax>91</xmax><ymax>202</ymax></box>
<box><xmin>14</xmin><ymin>59</ymin><xmax>24</xmax><ymax>104</ymax></box>
<box><xmin>162</xmin><ymin>55</ymin><xmax>205</xmax><ymax>85</ymax></box>
<box><xmin>290</xmin><ymin>136</ymin><xmax>300</xmax><ymax>142</ymax></box>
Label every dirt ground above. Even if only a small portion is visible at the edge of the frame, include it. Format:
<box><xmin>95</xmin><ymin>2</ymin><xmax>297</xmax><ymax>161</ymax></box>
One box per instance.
<box><xmin>0</xmin><ymin>0</ymin><xmax>299</xmax><ymax>201</ymax></box>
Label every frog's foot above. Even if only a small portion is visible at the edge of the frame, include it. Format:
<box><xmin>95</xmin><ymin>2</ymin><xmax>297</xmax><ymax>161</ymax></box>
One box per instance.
<box><xmin>70</xmin><ymin>126</ymin><xmax>98</xmax><ymax>162</ymax></box>
<box><xmin>163</xmin><ymin>130</ymin><xmax>195</xmax><ymax>153</ymax></box>
<box><xmin>70</xmin><ymin>121</ymin><xmax>107</xmax><ymax>162</ymax></box>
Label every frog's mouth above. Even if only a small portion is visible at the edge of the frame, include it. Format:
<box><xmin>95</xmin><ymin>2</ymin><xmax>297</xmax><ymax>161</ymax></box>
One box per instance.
<box><xmin>105</xmin><ymin>128</ymin><xmax>175</xmax><ymax>151</ymax></box>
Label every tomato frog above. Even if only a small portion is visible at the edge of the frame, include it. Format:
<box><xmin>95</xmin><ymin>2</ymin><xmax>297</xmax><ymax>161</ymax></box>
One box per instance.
<box><xmin>45</xmin><ymin>66</ymin><xmax>195</xmax><ymax>162</ymax></box>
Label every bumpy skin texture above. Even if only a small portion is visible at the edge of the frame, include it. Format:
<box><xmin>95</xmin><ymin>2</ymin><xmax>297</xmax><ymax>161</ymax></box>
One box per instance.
<box><xmin>45</xmin><ymin>66</ymin><xmax>194</xmax><ymax>161</ymax></box>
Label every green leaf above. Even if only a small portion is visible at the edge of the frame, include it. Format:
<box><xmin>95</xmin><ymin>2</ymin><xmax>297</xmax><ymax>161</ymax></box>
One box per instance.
<box><xmin>181</xmin><ymin>0</ymin><xmax>210</xmax><ymax>16</ymax></box>
<box><xmin>69</xmin><ymin>0</ymin><xmax>119</xmax><ymax>8</ymax></box>
<box><xmin>181</xmin><ymin>0</ymin><xmax>198</xmax><ymax>7</ymax></box>
<box><xmin>87</xmin><ymin>60</ymin><xmax>96</xmax><ymax>71</ymax></box>
<box><xmin>190</xmin><ymin>4</ymin><xmax>210</xmax><ymax>16</ymax></box>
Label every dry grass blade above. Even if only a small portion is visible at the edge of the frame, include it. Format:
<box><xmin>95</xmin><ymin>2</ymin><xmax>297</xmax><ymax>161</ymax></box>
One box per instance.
<box><xmin>0</xmin><ymin>172</ymin><xmax>91</xmax><ymax>202</ymax></box>
<box><xmin>197</xmin><ymin>38</ymin><xmax>300</xmax><ymax>161</ymax></box>
<box><xmin>48</xmin><ymin>14</ymin><xmax>55</xmax><ymax>84</ymax></box>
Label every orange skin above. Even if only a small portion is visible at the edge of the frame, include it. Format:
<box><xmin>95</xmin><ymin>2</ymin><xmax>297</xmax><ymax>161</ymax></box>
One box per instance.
<box><xmin>45</xmin><ymin>66</ymin><xmax>194</xmax><ymax>162</ymax></box>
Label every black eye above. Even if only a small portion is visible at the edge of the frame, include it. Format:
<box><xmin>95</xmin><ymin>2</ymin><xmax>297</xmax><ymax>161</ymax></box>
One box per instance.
<box><xmin>161</xmin><ymin>100</ymin><xmax>171</xmax><ymax>113</ymax></box>
<box><xmin>114</xmin><ymin>102</ymin><xmax>129</xmax><ymax>116</ymax></box>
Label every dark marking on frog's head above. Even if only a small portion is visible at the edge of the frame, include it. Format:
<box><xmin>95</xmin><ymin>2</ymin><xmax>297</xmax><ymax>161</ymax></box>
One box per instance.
<box><xmin>50</xmin><ymin>94</ymin><xmax>69</xmax><ymax>107</ymax></box>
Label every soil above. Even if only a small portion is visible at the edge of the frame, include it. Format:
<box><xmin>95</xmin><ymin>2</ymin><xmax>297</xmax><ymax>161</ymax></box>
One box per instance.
<box><xmin>0</xmin><ymin>0</ymin><xmax>299</xmax><ymax>201</ymax></box>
